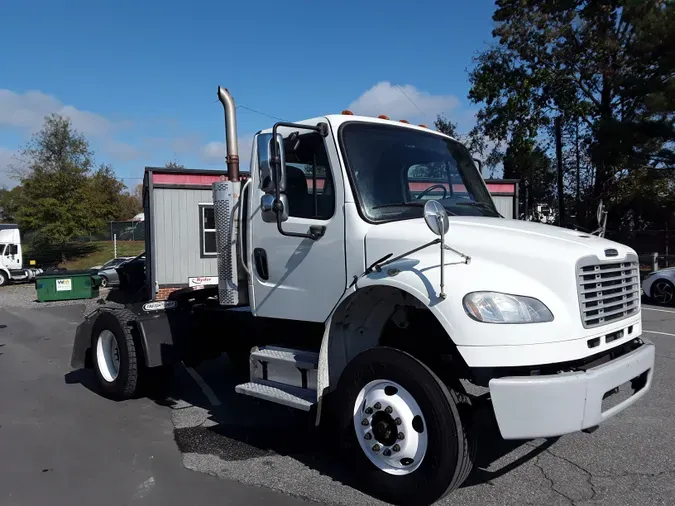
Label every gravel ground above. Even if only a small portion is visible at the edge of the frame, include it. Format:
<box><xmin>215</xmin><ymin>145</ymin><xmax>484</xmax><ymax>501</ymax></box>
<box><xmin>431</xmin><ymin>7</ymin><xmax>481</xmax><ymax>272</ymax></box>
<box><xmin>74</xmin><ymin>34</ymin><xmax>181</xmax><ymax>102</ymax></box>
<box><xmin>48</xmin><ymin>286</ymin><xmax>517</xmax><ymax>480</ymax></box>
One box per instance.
<box><xmin>0</xmin><ymin>282</ymin><xmax>112</xmax><ymax>313</ymax></box>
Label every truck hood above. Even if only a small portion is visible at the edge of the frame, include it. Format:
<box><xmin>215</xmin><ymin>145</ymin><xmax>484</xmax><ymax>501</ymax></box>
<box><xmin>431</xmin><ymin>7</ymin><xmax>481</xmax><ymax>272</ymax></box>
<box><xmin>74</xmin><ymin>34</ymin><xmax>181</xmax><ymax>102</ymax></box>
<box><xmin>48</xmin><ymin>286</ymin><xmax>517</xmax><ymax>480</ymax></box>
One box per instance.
<box><xmin>365</xmin><ymin>216</ymin><xmax>635</xmax><ymax>267</ymax></box>
<box><xmin>363</xmin><ymin>216</ymin><xmax>639</xmax><ymax>347</ymax></box>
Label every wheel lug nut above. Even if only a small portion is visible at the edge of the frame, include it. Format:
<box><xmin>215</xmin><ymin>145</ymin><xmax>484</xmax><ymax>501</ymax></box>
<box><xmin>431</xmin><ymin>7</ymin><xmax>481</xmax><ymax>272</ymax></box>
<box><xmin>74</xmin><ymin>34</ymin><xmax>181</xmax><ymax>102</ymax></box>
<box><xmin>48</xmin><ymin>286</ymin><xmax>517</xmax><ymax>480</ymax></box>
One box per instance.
<box><xmin>372</xmin><ymin>444</ymin><xmax>380</xmax><ymax>452</ymax></box>
<box><xmin>382</xmin><ymin>449</ymin><xmax>392</xmax><ymax>457</ymax></box>
<box><xmin>398</xmin><ymin>432</ymin><xmax>405</xmax><ymax>440</ymax></box>
<box><xmin>392</xmin><ymin>444</ymin><xmax>400</xmax><ymax>452</ymax></box>
<box><xmin>364</xmin><ymin>432</ymin><xmax>372</xmax><ymax>440</ymax></box>
<box><xmin>365</xmin><ymin>407</ymin><xmax>373</xmax><ymax>415</ymax></box>
<box><xmin>395</xmin><ymin>417</ymin><xmax>401</xmax><ymax>425</ymax></box>
<box><xmin>385</xmin><ymin>406</ymin><xmax>393</xmax><ymax>414</ymax></box>
<box><xmin>374</xmin><ymin>402</ymin><xmax>381</xmax><ymax>410</ymax></box>
<box><xmin>361</xmin><ymin>418</ymin><xmax>369</xmax><ymax>426</ymax></box>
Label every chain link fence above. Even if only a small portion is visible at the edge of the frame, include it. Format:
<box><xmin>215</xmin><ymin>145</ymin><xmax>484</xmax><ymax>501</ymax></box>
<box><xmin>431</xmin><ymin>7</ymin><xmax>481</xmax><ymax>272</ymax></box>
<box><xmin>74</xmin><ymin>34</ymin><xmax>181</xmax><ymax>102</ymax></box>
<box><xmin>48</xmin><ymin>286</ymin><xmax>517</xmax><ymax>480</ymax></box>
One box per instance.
<box><xmin>70</xmin><ymin>220</ymin><xmax>146</xmax><ymax>242</ymax></box>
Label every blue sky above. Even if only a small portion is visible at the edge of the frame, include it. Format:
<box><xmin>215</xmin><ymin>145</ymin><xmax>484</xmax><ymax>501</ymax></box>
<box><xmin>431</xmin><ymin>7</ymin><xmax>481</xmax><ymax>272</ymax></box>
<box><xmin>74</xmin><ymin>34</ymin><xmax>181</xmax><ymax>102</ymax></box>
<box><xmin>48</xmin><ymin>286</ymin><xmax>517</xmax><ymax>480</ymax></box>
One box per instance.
<box><xmin>0</xmin><ymin>0</ymin><xmax>498</xmax><ymax>190</ymax></box>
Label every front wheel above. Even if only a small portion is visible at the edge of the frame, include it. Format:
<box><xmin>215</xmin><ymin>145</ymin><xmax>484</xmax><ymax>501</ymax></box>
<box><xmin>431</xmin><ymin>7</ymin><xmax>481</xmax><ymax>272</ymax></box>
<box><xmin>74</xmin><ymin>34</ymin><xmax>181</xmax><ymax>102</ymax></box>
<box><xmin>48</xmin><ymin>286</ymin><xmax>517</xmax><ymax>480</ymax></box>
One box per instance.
<box><xmin>99</xmin><ymin>276</ymin><xmax>108</xmax><ymax>288</ymax></box>
<box><xmin>0</xmin><ymin>271</ymin><xmax>7</xmax><ymax>287</ymax></box>
<box><xmin>331</xmin><ymin>347</ymin><xmax>475</xmax><ymax>506</ymax></box>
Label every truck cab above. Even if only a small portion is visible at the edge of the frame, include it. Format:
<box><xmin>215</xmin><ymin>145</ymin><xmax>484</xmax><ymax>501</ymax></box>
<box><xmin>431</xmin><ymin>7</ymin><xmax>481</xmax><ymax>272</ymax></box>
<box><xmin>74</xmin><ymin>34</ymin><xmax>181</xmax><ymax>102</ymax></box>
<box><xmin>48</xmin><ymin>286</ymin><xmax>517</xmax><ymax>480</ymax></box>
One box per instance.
<box><xmin>70</xmin><ymin>87</ymin><xmax>655</xmax><ymax>506</ymax></box>
<box><xmin>0</xmin><ymin>224</ymin><xmax>41</xmax><ymax>286</ymax></box>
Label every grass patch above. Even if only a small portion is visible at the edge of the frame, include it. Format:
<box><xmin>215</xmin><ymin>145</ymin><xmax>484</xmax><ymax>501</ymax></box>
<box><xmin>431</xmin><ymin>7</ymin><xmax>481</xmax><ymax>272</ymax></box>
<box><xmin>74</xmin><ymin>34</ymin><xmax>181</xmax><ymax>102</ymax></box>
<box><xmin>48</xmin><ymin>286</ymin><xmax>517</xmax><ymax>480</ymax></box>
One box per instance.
<box><xmin>24</xmin><ymin>241</ymin><xmax>145</xmax><ymax>270</ymax></box>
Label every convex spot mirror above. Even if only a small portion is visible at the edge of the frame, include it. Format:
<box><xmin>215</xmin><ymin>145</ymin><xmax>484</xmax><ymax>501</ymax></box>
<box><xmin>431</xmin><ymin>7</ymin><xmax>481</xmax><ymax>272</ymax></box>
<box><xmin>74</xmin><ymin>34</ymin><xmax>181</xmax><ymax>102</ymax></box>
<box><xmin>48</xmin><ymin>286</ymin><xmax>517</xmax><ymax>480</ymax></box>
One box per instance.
<box><xmin>424</xmin><ymin>200</ymin><xmax>449</xmax><ymax>236</ymax></box>
<box><xmin>261</xmin><ymin>193</ymin><xmax>289</xmax><ymax>223</ymax></box>
<box><xmin>596</xmin><ymin>199</ymin><xmax>604</xmax><ymax>226</ymax></box>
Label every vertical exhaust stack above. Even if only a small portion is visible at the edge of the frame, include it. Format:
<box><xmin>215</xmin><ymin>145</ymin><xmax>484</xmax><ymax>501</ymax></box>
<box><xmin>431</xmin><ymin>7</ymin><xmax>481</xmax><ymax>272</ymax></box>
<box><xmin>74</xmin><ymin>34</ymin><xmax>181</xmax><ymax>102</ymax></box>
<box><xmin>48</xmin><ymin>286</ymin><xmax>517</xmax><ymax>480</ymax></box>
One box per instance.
<box><xmin>213</xmin><ymin>86</ymin><xmax>246</xmax><ymax>306</ymax></box>
<box><xmin>217</xmin><ymin>86</ymin><xmax>240</xmax><ymax>182</ymax></box>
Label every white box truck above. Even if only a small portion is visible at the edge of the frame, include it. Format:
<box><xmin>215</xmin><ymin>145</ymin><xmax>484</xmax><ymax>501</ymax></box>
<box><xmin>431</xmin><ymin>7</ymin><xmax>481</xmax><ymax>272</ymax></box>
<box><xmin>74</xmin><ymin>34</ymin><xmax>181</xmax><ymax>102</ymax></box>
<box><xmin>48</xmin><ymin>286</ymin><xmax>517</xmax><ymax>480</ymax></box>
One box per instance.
<box><xmin>70</xmin><ymin>86</ymin><xmax>655</xmax><ymax>505</ymax></box>
<box><xmin>0</xmin><ymin>224</ymin><xmax>42</xmax><ymax>286</ymax></box>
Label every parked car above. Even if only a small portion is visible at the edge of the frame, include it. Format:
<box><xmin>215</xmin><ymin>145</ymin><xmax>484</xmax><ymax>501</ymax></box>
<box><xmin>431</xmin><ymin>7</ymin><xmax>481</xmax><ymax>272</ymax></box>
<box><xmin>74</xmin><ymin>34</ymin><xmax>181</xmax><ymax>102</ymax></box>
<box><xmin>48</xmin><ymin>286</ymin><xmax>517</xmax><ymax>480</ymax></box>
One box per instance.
<box><xmin>642</xmin><ymin>267</ymin><xmax>675</xmax><ymax>306</ymax></box>
<box><xmin>91</xmin><ymin>257</ymin><xmax>134</xmax><ymax>287</ymax></box>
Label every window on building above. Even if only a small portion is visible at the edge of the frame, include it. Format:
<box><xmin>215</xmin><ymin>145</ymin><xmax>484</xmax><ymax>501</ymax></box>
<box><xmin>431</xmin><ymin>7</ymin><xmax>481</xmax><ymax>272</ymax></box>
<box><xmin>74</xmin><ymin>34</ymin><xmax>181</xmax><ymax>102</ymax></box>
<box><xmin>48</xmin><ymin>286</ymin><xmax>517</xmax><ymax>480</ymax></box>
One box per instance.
<box><xmin>199</xmin><ymin>205</ymin><xmax>217</xmax><ymax>257</ymax></box>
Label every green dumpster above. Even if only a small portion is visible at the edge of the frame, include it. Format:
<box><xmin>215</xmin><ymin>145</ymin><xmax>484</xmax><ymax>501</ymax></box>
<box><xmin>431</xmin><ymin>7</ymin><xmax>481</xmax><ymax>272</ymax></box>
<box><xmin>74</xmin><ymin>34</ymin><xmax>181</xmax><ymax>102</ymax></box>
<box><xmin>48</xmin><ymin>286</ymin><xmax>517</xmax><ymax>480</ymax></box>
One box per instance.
<box><xmin>35</xmin><ymin>270</ymin><xmax>102</xmax><ymax>302</ymax></box>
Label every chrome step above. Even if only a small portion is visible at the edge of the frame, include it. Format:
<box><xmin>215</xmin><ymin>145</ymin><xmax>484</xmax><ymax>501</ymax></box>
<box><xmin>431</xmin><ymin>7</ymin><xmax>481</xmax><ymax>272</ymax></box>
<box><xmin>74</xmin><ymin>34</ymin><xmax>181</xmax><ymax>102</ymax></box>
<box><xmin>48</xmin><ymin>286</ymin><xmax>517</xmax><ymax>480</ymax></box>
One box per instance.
<box><xmin>235</xmin><ymin>379</ymin><xmax>316</xmax><ymax>411</ymax></box>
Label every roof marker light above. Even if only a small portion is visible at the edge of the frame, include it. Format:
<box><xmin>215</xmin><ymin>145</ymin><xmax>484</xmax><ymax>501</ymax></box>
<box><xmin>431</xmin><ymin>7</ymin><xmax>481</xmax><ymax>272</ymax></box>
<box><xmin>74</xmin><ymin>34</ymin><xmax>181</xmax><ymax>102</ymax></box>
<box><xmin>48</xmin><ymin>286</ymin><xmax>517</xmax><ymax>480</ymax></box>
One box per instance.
<box><xmin>419</xmin><ymin>124</ymin><xmax>428</xmax><ymax>128</ymax></box>
<box><xmin>341</xmin><ymin>110</ymin><xmax>354</xmax><ymax>115</ymax></box>
<box><xmin>399</xmin><ymin>119</ymin><xmax>410</xmax><ymax>124</ymax></box>
<box><xmin>378</xmin><ymin>114</ymin><xmax>390</xmax><ymax>120</ymax></box>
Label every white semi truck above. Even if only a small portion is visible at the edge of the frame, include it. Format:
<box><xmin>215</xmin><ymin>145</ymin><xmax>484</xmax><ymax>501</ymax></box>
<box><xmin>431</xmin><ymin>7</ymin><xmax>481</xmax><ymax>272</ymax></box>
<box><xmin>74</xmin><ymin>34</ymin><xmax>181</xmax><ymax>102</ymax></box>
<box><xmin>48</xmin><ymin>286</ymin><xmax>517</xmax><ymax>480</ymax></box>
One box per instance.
<box><xmin>70</xmin><ymin>86</ymin><xmax>655</xmax><ymax>505</ymax></box>
<box><xmin>0</xmin><ymin>224</ymin><xmax>42</xmax><ymax>286</ymax></box>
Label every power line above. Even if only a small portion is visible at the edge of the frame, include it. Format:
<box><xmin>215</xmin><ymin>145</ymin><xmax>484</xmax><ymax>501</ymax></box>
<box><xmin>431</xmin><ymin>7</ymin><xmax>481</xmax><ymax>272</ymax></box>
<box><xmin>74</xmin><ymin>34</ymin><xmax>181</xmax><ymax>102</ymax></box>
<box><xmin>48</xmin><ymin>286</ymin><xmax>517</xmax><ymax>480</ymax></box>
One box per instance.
<box><xmin>395</xmin><ymin>84</ymin><xmax>430</xmax><ymax>123</ymax></box>
<box><xmin>237</xmin><ymin>104</ymin><xmax>285</xmax><ymax>122</ymax></box>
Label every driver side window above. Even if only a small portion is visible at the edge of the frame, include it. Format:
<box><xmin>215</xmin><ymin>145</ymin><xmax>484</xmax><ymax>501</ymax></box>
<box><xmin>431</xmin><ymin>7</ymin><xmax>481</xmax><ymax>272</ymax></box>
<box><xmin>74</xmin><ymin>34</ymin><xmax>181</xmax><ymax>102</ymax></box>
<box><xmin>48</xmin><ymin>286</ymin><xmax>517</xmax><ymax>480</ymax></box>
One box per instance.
<box><xmin>257</xmin><ymin>131</ymin><xmax>335</xmax><ymax>220</ymax></box>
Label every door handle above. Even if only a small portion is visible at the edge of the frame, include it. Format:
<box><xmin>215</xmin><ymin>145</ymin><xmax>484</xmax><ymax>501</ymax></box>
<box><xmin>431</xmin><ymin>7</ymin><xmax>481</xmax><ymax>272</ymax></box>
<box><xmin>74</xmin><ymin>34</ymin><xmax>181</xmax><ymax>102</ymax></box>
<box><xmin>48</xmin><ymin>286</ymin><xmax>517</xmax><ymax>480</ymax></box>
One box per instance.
<box><xmin>253</xmin><ymin>248</ymin><xmax>269</xmax><ymax>280</ymax></box>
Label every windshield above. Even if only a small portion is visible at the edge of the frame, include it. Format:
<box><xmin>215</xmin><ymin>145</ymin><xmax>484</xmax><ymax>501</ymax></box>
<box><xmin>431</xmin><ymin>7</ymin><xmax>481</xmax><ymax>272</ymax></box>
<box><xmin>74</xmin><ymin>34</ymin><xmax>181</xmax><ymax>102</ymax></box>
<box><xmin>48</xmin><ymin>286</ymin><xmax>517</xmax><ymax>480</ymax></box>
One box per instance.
<box><xmin>339</xmin><ymin>123</ymin><xmax>500</xmax><ymax>222</ymax></box>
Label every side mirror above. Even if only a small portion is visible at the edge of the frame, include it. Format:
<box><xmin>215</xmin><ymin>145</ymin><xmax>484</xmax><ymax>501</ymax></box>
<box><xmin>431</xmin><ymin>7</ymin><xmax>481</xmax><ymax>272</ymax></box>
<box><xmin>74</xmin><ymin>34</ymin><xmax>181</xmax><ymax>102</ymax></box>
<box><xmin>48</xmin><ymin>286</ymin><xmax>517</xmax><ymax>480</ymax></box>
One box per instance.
<box><xmin>261</xmin><ymin>194</ymin><xmax>289</xmax><ymax>223</ymax></box>
<box><xmin>266</xmin><ymin>133</ymin><xmax>287</xmax><ymax>194</ymax></box>
<box><xmin>596</xmin><ymin>199</ymin><xmax>604</xmax><ymax>226</ymax></box>
<box><xmin>424</xmin><ymin>200</ymin><xmax>449</xmax><ymax>236</ymax></box>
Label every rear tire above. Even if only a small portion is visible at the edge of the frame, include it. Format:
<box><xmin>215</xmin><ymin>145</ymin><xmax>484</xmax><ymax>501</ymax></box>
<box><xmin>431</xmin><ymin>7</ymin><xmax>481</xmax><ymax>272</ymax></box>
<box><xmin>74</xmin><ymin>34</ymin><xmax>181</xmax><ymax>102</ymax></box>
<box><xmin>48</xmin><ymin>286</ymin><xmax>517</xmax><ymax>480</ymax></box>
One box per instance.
<box><xmin>91</xmin><ymin>309</ymin><xmax>140</xmax><ymax>400</ymax></box>
<box><xmin>331</xmin><ymin>347</ymin><xmax>474</xmax><ymax>506</ymax></box>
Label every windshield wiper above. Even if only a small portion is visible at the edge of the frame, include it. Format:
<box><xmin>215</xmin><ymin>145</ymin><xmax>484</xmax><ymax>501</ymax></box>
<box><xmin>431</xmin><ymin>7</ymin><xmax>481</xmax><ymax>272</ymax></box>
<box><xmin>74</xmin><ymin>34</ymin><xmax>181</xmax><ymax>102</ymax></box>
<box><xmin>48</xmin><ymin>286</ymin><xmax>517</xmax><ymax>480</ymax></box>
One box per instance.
<box><xmin>454</xmin><ymin>201</ymin><xmax>502</xmax><ymax>216</ymax></box>
<box><xmin>372</xmin><ymin>201</ymin><xmax>457</xmax><ymax>215</ymax></box>
<box><xmin>372</xmin><ymin>201</ymin><xmax>426</xmax><ymax>210</ymax></box>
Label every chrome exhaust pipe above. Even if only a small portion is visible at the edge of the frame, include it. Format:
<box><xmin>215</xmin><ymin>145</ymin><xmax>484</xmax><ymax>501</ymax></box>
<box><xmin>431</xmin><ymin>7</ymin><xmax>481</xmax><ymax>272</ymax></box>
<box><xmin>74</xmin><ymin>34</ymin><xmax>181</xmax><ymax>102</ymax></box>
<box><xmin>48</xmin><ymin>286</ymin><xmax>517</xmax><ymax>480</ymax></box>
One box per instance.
<box><xmin>217</xmin><ymin>86</ymin><xmax>240</xmax><ymax>182</ymax></box>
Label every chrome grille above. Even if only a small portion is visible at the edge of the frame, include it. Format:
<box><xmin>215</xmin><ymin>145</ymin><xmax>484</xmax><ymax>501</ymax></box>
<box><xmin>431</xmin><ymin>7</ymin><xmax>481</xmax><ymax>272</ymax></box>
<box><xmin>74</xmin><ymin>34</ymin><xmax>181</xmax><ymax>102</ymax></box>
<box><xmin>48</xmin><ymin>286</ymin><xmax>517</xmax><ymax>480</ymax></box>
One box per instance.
<box><xmin>576</xmin><ymin>256</ymin><xmax>640</xmax><ymax>328</ymax></box>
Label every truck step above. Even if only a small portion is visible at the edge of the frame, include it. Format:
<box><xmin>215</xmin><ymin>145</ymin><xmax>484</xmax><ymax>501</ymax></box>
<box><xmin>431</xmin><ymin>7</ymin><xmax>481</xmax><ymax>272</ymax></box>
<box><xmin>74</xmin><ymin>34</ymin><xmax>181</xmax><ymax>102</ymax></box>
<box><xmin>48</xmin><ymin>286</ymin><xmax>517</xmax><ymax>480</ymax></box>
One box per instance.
<box><xmin>249</xmin><ymin>346</ymin><xmax>319</xmax><ymax>391</ymax></box>
<box><xmin>250</xmin><ymin>346</ymin><xmax>319</xmax><ymax>370</ymax></box>
<box><xmin>235</xmin><ymin>379</ymin><xmax>316</xmax><ymax>411</ymax></box>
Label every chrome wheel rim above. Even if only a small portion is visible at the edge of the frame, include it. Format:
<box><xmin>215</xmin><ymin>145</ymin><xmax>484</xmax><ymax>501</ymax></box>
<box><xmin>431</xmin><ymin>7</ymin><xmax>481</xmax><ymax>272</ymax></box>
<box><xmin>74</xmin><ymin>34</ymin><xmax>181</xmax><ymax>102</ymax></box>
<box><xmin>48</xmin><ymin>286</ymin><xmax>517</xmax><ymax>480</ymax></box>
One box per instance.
<box><xmin>96</xmin><ymin>330</ymin><xmax>120</xmax><ymax>382</ymax></box>
<box><xmin>653</xmin><ymin>281</ymin><xmax>674</xmax><ymax>305</ymax></box>
<box><xmin>353</xmin><ymin>379</ymin><xmax>428</xmax><ymax>475</ymax></box>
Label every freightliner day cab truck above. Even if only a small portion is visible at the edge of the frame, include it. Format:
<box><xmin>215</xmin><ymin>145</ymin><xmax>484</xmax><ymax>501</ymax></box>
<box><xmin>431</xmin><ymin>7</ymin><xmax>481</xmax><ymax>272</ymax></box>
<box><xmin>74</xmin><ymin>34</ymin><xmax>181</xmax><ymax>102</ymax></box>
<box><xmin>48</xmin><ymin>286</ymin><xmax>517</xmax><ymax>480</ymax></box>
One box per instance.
<box><xmin>0</xmin><ymin>224</ymin><xmax>42</xmax><ymax>286</ymax></box>
<box><xmin>70</xmin><ymin>86</ymin><xmax>655</xmax><ymax>505</ymax></box>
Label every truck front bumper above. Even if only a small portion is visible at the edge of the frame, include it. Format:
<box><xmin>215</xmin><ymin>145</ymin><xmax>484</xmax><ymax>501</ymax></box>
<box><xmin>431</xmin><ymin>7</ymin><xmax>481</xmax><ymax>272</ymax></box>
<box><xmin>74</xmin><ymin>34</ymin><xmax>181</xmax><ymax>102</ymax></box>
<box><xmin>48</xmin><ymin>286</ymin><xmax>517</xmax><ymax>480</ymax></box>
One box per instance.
<box><xmin>489</xmin><ymin>339</ymin><xmax>655</xmax><ymax>440</ymax></box>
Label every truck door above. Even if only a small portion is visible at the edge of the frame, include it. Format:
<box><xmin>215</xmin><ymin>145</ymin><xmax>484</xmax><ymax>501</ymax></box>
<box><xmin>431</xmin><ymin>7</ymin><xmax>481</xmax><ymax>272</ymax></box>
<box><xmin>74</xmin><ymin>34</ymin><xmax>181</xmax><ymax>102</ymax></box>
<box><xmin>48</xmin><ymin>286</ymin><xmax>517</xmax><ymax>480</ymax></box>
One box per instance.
<box><xmin>247</xmin><ymin>124</ymin><xmax>346</xmax><ymax>322</ymax></box>
<box><xmin>4</xmin><ymin>244</ymin><xmax>21</xmax><ymax>270</ymax></box>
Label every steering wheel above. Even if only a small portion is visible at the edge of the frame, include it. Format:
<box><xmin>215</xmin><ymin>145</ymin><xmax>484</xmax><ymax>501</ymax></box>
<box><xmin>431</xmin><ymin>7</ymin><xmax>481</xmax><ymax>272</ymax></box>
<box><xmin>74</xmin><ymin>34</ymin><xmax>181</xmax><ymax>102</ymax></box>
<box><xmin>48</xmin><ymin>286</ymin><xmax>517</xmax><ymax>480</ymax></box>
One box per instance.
<box><xmin>416</xmin><ymin>184</ymin><xmax>448</xmax><ymax>200</ymax></box>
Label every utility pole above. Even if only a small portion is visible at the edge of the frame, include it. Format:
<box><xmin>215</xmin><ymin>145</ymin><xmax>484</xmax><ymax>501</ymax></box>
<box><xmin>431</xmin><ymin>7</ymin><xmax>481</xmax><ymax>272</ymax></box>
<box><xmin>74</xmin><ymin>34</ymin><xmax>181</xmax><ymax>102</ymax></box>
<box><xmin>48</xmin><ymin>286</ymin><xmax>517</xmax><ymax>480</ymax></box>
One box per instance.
<box><xmin>555</xmin><ymin>116</ymin><xmax>566</xmax><ymax>226</ymax></box>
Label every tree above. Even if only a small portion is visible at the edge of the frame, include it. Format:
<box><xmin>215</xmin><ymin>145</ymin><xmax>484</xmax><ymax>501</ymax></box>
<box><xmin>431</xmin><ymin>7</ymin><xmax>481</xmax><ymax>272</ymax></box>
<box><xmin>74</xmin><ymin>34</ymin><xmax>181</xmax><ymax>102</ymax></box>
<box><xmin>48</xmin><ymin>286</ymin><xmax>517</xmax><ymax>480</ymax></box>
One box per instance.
<box><xmin>434</xmin><ymin>115</ymin><xmax>459</xmax><ymax>138</ymax></box>
<box><xmin>13</xmin><ymin>114</ymin><xmax>130</xmax><ymax>248</ymax></box>
<box><xmin>165</xmin><ymin>160</ymin><xmax>185</xmax><ymax>169</ymax></box>
<box><xmin>0</xmin><ymin>186</ymin><xmax>22</xmax><ymax>222</ymax></box>
<box><xmin>468</xmin><ymin>0</ymin><xmax>675</xmax><ymax>228</ymax></box>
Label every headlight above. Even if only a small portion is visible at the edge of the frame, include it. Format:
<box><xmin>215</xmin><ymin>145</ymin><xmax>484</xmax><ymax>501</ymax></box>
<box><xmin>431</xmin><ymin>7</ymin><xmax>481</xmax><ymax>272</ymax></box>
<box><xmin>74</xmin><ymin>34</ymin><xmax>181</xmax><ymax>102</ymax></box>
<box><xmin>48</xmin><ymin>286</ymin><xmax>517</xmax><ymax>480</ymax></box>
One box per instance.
<box><xmin>463</xmin><ymin>291</ymin><xmax>554</xmax><ymax>324</ymax></box>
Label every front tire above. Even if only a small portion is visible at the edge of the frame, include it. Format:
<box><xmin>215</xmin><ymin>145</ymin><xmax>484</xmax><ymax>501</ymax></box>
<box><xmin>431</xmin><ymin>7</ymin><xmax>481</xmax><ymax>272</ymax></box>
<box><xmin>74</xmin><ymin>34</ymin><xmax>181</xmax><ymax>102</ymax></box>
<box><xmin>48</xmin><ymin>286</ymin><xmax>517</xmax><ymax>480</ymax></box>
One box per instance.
<box><xmin>91</xmin><ymin>309</ymin><xmax>140</xmax><ymax>400</ymax></box>
<box><xmin>0</xmin><ymin>271</ymin><xmax>7</xmax><ymax>287</ymax></box>
<box><xmin>99</xmin><ymin>276</ymin><xmax>108</xmax><ymax>288</ymax></box>
<box><xmin>332</xmin><ymin>347</ymin><xmax>474</xmax><ymax>505</ymax></box>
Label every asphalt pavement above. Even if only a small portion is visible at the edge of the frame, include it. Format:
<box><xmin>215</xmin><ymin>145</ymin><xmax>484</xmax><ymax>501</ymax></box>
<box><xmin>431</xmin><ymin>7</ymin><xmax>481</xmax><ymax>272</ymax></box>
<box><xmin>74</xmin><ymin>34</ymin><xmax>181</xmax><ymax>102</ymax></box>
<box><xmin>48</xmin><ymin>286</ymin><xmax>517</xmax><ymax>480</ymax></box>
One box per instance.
<box><xmin>1</xmin><ymin>286</ymin><xmax>674</xmax><ymax>506</ymax></box>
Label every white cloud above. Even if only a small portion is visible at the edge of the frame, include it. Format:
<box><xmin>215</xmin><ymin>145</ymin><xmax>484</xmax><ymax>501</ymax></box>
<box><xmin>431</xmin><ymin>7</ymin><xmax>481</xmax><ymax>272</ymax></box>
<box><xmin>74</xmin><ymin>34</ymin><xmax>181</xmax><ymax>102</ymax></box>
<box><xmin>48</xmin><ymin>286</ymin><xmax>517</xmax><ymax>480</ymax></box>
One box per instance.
<box><xmin>347</xmin><ymin>82</ymin><xmax>460</xmax><ymax>123</ymax></box>
<box><xmin>0</xmin><ymin>89</ymin><xmax>121</xmax><ymax>138</ymax></box>
<box><xmin>200</xmin><ymin>134</ymin><xmax>254</xmax><ymax>169</ymax></box>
